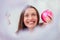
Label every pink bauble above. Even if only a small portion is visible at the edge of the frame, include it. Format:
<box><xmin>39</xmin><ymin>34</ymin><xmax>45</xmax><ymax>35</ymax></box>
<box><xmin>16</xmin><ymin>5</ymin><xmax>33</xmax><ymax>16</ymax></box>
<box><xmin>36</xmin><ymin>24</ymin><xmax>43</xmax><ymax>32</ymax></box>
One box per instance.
<box><xmin>41</xmin><ymin>9</ymin><xmax>53</xmax><ymax>23</ymax></box>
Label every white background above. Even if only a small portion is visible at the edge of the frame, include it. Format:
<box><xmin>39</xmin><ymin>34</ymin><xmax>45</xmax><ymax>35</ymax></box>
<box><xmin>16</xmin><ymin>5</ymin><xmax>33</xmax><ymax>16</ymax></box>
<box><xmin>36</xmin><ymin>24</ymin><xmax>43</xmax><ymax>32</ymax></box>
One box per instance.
<box><xmin>0</xmin><ymin>0</ymin><xmax>60</xmax><ymax>40</ymax></box>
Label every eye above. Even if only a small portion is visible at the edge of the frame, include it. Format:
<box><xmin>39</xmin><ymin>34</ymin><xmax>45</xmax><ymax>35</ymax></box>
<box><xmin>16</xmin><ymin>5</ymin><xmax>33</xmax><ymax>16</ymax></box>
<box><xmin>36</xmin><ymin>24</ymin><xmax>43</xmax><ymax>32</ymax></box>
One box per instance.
<box><xmin>32</xmin><ymin>13</ymin><xmax>36</xmax><ymax>16</ymax></box>
<box><xmin>24</xmin><ymin>14</ymin><xmax>29</xmax><ymax>17</ymax></box>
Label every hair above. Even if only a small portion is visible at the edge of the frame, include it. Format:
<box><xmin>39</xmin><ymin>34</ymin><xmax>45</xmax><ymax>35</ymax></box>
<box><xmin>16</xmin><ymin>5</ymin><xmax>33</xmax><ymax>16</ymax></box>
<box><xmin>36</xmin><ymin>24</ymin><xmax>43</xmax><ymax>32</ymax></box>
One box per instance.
<box><xmin>16</xmin><ymin>5</ymin><xmax>40</xmax><ymax>33</ymax></box>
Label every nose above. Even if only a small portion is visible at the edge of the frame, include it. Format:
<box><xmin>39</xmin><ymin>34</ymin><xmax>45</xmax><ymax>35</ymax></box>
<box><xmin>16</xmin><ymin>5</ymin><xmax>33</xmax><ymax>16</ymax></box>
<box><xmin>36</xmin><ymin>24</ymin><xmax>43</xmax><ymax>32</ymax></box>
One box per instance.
<box><xmin>28</xmin><ymin>15</ymin><xmax>33</xmax><ymax>20</ymax></box>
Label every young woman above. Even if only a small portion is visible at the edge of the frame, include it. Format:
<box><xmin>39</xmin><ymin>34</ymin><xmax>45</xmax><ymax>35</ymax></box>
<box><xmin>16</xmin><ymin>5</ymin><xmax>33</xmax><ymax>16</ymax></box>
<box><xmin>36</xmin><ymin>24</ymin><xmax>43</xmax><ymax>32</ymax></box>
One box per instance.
<box><xmin>17</xmin><ymin>5</ymin><xmax>40</xmax><ymax>33</ymax></box>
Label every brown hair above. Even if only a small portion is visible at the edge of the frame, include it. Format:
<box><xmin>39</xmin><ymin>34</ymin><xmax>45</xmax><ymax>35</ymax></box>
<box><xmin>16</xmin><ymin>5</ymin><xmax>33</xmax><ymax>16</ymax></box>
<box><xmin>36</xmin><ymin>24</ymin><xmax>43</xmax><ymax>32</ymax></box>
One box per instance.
<box><xmin>17</xmin><ymin>5</ymin><xmax>40</xmax><ymax>33</ymax></box>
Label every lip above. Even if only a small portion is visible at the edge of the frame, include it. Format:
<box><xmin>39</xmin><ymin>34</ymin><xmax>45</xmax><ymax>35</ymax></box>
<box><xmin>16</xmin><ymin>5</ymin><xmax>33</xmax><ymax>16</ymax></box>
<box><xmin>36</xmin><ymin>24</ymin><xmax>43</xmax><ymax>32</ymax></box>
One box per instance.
<box><xmin>27</xmin><ymin>21</ymin><xmax>35</xmax><ymax>24</ymax></box>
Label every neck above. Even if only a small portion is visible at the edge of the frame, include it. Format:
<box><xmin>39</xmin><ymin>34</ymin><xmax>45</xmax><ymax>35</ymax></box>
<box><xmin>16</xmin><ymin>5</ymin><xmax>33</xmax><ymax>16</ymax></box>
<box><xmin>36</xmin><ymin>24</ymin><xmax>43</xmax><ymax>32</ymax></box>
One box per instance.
<box><xmin>28</xmin><ymin>27</ymin><xmax>35</xmax><ymax>32</ymax></box>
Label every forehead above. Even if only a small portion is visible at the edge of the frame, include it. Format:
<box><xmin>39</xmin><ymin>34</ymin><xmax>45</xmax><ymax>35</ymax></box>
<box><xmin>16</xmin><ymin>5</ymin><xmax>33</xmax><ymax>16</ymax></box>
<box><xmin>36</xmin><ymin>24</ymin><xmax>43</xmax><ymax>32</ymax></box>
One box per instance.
<box><xmin>24</xmin><ymin>8</ymin><xmax>36</xmax><ymax>14</ymax></box>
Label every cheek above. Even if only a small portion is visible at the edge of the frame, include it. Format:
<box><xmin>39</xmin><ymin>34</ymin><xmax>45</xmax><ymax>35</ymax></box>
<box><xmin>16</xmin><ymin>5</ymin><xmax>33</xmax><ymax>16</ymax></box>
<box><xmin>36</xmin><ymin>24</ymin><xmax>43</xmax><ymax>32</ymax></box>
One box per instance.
<box><xmin>36</xmin><ymin>17</ymin><xmax>38</xmax><ymax>22</ymax></box>
<box><xmin>23</xmin><ymin>17</ymin><xmax>28</xmax><ymax>25</ymax></box>
<box><xmin>34</xmin><ymin>16</ymin><xmax>38</xmax><ymax>23</ymax></box>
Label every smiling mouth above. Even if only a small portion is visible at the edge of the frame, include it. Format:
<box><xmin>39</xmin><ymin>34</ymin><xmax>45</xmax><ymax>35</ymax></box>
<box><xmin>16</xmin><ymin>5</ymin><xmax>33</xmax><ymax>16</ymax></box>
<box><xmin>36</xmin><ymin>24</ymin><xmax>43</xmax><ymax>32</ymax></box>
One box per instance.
<box><xmin>27</xmin><ymin>21</ymin><xmax>35</xmax><ymax>24</ymax></box>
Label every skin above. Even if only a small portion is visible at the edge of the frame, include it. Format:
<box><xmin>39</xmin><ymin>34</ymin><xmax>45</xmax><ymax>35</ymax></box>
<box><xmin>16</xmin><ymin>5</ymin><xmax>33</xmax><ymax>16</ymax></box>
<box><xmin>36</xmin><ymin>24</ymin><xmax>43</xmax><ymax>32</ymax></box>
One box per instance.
<box><xmin>24</xmin><ymin>8</ymin><xmax>38</xmax><ymax>31</ymax></box>
<box><xmin>45</xmin><ymin>16</ymin><xmax>52</xmax><ymax>23</ymax></box>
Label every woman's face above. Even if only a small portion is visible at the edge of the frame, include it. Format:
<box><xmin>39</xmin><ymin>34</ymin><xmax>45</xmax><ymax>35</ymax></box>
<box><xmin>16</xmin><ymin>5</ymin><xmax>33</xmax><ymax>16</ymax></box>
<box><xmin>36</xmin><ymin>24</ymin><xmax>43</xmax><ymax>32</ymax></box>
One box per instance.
<box><xmin>24</xmin><ymin>8</ymin><xmax>38</xmax><ymax>30</ymax></box>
